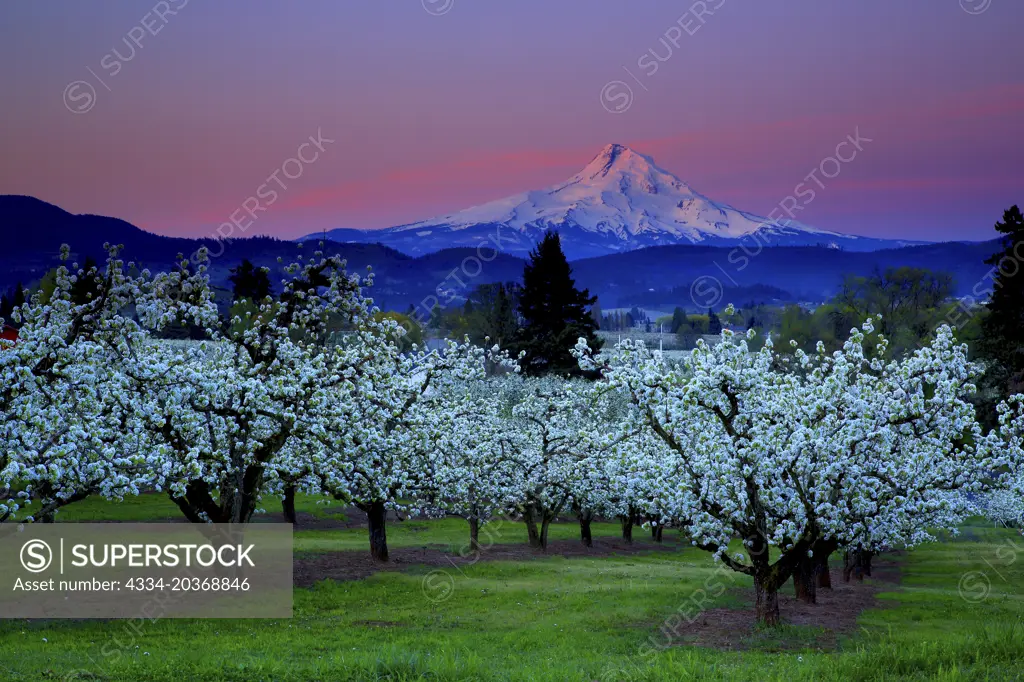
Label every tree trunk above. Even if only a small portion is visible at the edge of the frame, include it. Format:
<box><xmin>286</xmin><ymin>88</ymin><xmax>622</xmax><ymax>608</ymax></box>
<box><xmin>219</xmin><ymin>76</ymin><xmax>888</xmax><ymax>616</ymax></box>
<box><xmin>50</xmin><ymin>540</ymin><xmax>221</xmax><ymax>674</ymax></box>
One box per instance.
<box><xmin>468</xmin><ymin>516</ymin><xmax>481</xmax><ymax>552</ymax></box>
<box><xmin>748</xmin><ymin>532</ymin><xmax>787</xmax><ymax>627</ymax></box>
<box><xmin>754</xmin><ymin>580</ymin><xmax>781</xmax><ymax>626</ymax></box>
<box><xmin>863</xmin><ymin>551</ymin><xmax>873</xmax><ymax>577</ymax></box>
<box><xmin>816</xmin><ymin>553</ymin><xmax>833</xmax><ymax>589</ymax></box>
<box><xmin>579</xmin><ymin>511</ymin><xmax>593</xmax><ymax>548</ymax></box>
<box><xmin>362</xmin><ymin>501</ymin><xmax>389</xmax><ymax>562</ymax></box>
<box><xmin>172</xmin><ymin>471</ymin><xmax>261</xmax><ymax>525</ymax></box>
<box><xmin>843</xmin><ymin>548</ymin><xmax>866</xmax><ymax>582</ymax></box>
<box><xmin>539</xmin><ymin>516</ymin><xmax>552</xmax><ymax>551</ymax></box>
<box><xmin>651</xmin><ymin>524</ymin><xmax>663</xmax><ymax>543</ymax></box>
<box><xmin>792</xmin><ymin>555</ymin><xmax>817</xmax><ymax>604</ymax></box>
<box><xmin>281</xmin><ymin>484</ymin><xmax>297</xmax><ymax>524</ymax></box>
<box><xmin>524</xmin><ymin>504</ymin><xmax>542</xmax><ymax>549</ymax></box>
<box><xmin>620</xmin><ymin>514</ymin><xmax>633</xmax><ymax>543</ymax></box>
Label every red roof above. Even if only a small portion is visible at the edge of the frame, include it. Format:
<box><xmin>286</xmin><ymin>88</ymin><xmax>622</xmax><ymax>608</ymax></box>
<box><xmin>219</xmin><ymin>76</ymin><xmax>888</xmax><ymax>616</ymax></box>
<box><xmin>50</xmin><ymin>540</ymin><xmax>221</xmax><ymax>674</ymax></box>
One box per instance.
<box><xmin>0</xmin><ymin>325</ymin><xmax>18</xmax><ymax>342</ymax></box>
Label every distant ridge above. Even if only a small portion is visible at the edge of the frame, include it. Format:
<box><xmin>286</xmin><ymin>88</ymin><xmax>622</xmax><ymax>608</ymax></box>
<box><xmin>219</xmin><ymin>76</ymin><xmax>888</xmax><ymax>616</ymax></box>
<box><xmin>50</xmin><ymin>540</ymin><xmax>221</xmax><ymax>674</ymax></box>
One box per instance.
<box><xmin>0</xmin><ymin>195</ymin><xmax>995</xmax><ymax>314</ymax></box>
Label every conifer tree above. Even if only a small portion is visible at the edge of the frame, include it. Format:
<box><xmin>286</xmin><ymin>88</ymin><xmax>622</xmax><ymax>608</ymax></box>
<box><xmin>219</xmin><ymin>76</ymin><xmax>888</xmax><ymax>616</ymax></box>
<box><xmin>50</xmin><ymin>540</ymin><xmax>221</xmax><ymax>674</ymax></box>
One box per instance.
<box><xmin>516</xmin><ymin>232</ymin><xmax>602</xmax><ymax>376</ymax></box>
<box><xmin>11</xmin><ymin>283</ymin><xmax>26</xmax><ymax>311</ymax></box>
<box><xmin>979</xmin><ymin>205</ymin><xmax>1024</xmax><ymax>400</ymax></box>
<box><xmin>229</xmin><ymin>259</ymin><xmax>272</xmax><ymax>302</ymax></box>
<box><xmin>708</xmin><ymin>307</ymin><xmax>723</xmax><ymax>334</ymax></box>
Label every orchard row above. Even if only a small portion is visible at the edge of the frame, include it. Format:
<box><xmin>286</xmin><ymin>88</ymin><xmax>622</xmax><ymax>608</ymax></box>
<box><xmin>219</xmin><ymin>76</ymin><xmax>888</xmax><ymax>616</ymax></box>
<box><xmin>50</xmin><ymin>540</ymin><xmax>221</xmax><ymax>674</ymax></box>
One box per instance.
<box><xmin>3</xmin><ymin>245</ymin><xmax>1023</xmax><ymax>625</ymax></box>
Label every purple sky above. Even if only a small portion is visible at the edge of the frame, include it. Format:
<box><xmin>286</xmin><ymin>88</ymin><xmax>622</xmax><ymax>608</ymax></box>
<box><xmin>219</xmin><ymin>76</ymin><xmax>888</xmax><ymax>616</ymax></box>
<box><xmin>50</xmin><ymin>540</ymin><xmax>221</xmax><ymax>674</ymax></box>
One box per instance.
<box><xmin>0</xmin><ymin>0</ymin><xmax>1021</xmax><ymax>242</ymax></box>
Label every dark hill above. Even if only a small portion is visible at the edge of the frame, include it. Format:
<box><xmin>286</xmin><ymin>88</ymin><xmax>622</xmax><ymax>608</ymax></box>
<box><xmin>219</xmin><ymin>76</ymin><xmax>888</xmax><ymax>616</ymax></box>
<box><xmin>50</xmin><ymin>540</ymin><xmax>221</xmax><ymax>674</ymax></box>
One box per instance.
<box><xmin>0</xmin><ymin>195</ymin><xmax>1001</xmax><ymax>314</ymax></box>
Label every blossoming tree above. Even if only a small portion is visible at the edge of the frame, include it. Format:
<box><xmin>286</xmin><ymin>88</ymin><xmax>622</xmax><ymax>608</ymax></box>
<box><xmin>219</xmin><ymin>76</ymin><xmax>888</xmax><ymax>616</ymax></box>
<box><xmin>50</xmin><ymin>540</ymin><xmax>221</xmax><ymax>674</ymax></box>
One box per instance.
<box><xmin>133</xmin><ymin>248</ymin><xmax>381</xmax><ymax>525</ymax></box>
<box><xmin>0</xmin><ymin>246</ymin><xmax>209</xmax><ymax>522</ymax></box>
<box><xmin>302</xmin><ymin>333</ymin><xmax>510</xmax><ymax>561</ymax></box>
<box><xmin>576</xmin><ymin>318</ymin><xmax>990</xmax><ymax>624</ymax></box>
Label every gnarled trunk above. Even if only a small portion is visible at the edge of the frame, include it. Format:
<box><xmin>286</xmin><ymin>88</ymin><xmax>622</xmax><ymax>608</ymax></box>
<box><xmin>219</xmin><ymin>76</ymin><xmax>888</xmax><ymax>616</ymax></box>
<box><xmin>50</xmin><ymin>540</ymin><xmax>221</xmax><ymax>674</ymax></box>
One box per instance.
<box><xmin>748</xmin><ymin>531</ymin><xmax>805</xmax><ymax>626</ymax></box>
<box><xmin>578</xmin><ymin>510</ymin><xmax>593</xmax><ymax>547</ymax></box>
<box><xmin>754</xmin><ymin>581</ymin><xmax>781</xmax><ymax>626</ymax></box>
<box><xmin>360</xmin><ymin>500</ymin><xmax>389</xmax><ymax>562</ymax></box>
<box><xmin>523</xmin><ymin>498</ymin><xmax>558</xmax><ymax>551</ymax></box>
<box><xmin>795</xmin><ymin>539</ymin><xmax>838</xmax><ymax>600</ymax></box>
<box><xmin>651</xmin><ymin>523</ymin><xmax>664</xmax><ymax>543</ymax></box>
<box><xmin>843</xmin><ymin>547</ymin><xmax>869</xmax><ymax>582</ymax></box>
<box><xmin>792</xmin><ymin>555</ymin><xmax>817</xmax><ymax>603</ymax></box>
<box><xmin>813</xmin><ymin>539</ymin><xmax>839</xmax><ymax>589</ymax></box>
<box><xmin>524</xmin><ymin>504</ymin><xmax>542</xmax><ymax>549</ymax></box>
<box><xmin>468</xmin><ymin>516</ymin><xmax>481</xmax><ymax>552</ymax></box>
<box><xmin>172</xmin><ymin>468</ymin><xmax>263</xmax><ymax>525</ymax></box>
<box><xmin>620</xmin><ymin>514</ymin><xmax>633</xmax><ymax>543</ymax></box>
<box><xmin>816</xmin><ymin>553</ymin><xmax>833</xmax><ymax>589</ymax></box>
<box><xmin>539</xmin><ymin>516</ymin><xmax>552</xmax><ymax>550</ymax></box>
<box><xmin>281</xmin><ymin>484</ymin><xmax>297</xmax><ymax>524</ymax></box>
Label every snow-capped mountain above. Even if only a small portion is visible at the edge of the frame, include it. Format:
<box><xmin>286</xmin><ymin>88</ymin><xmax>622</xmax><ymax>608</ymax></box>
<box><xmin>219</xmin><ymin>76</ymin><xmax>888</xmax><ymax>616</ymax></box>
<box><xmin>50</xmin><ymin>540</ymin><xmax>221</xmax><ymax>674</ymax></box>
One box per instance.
<box><xmin>306</xmin><ymin>144</ymin><xmax>924</xmax><ymax>258</ymax></box>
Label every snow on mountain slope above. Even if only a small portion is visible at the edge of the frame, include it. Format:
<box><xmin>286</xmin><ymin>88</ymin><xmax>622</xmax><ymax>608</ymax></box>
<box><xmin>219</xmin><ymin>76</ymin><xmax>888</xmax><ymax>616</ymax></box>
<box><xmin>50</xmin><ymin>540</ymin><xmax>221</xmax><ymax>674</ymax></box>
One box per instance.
<box><xmin>394</xmin><ymin>143</ymin><xmax>838</xmax><ymax>242</ymax></box>
<box><xmin>307</xmin><ymin>144</ymin><xmax>924</xmax><ymax>258</ymax></box>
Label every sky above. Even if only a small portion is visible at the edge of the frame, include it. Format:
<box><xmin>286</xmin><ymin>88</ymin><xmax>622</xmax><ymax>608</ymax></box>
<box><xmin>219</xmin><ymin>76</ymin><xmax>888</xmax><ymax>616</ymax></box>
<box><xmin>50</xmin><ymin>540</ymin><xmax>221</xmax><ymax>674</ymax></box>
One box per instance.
<box><xmin>0</xmin><ymin>0</ymin><xmax>1021</xmax><ymax>242</ymax></box>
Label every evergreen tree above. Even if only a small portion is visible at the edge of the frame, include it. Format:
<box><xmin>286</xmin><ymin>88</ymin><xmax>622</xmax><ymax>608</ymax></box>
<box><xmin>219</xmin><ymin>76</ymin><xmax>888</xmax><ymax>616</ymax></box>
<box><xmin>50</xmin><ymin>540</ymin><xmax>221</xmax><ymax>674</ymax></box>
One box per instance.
<box><xmin>12</xmin><ymin>282</ymin><xmax>26</xmax><ymax>310</ymax></box>
<box><xmin>428</xmin><ymin>304</ymin><xmax>444</xmax><ymax>330</ymax></box>
<box><xmin>670</xmin><ymin>306</ymin><xmax>687</xmax><ymax>334</ymax></box>
<box><xmin>979</xmin><ymin>205</ymin><xmax>1024</xmax><ymax>399</ymax></box>
<box><xmin>516</xmin><ymin>232</ymin><xmax>602</xmax><ymax>376</ymax></box>
<box><xmin>708</xmin><ymin>307</ymin><xmax>722</xmax><ymax>334</ymax></box>
<box><xmin>465</xmin><ymin>282</ymin><xmax>521</xmax><ymax>349</ymax></box>
<box><xmin>229</xmin><ymin>259</ymin><xmax>272</xmax><ymax>302</ymax></box>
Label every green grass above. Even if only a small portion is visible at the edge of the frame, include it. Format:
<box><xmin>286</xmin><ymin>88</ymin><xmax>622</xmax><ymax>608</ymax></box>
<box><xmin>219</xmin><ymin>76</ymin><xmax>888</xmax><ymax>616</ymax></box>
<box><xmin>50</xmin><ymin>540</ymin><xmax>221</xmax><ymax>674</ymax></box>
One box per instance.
<box><xmin>47</xmin><ymin>492</ymin><xmax>346</xmax><ymax>523</ymax></box>
<box><xmin>47</xmin><ymin>493</ymin><xmax>624</xmax><ymax>553</ymax></box>
<box><xmin>2</xmin><ymin>503</ymin><xmax>1023</xmax><ymax>680</ymax></box>
<box><xmin>294</xmin><ymin>517</ymin><xmax>625</xmax><ymax>554</ymax></box>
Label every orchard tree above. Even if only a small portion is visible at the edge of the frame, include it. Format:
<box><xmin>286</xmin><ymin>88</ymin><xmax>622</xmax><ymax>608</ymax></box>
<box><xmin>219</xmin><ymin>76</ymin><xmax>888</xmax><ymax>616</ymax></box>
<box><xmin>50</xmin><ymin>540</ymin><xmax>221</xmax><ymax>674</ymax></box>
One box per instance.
<box><xmin>561</xmin><ymin>387</ymin><xmax>664</xmax><ymax>545</ymax></box>
<box><xmin>573</xmin><ymin>410</ymin><xmax>668</xmax><ymax>546</ymax></box>
<box><xmin>576</xmin><ymin>317</ymin><xmax>990</xmax><ymax>625</ymax></box>
<box><xmin>302</xmin><ymin>334</ymin><xmax>510</xmax><ymax>561</ymax></box>
<box><xmin>984</xmin><ymin>395</ymin><xmax>1024</xmax><ymax>526</ymax></box>
<box><xmin>1</xmin><ymin>247</ymin><xmax>208</xmax><ymax>523</ymax></box>
<box><xmin>425</xmin><ymin>381</ymin><xmax>524</xmax><ymax>551</ymax></box>
<box><xmin>790</xmin><ymin>322</ymin><xmax>988</xmax><ymax>596</ymax></box>
<box><xmin>134</xmin><ymin>247</ymin><xmax>376</xmax><ymax>525</ymax></box>
<box><xmin>493</xmin><ymin>376</ymin><xmax>633</xmax><ymax>550</ymax></box>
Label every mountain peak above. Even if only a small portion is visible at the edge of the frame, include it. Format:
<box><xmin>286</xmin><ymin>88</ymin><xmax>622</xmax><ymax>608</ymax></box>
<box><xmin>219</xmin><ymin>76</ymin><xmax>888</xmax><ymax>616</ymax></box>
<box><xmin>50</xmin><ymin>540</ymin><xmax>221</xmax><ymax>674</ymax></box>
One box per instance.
<box><xmin>595</xmin><ymin>142</ymin><xmax>633</xmax><ymax>160</ymax></box>
<box><xmin>366</xmin><ymin>143</ymin><xmax>883</xmax><ymax>257</ymax></box>
<box><xmin>581</xmin><ymin>143</ymin><xmax>652</xmax><ymax>181</ymax></box>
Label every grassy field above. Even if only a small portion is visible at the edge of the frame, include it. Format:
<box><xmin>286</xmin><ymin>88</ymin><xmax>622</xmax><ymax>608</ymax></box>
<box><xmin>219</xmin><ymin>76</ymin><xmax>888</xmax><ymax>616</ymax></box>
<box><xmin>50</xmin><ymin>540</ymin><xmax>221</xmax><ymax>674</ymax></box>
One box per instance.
<box><xmin>1</xmin><ymin>496</ymin><xmax>1022</xmax><ymax>681</ymax></box>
